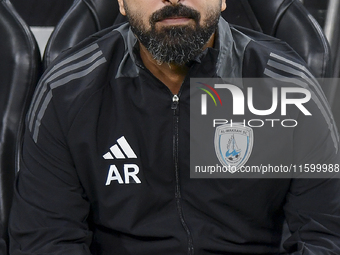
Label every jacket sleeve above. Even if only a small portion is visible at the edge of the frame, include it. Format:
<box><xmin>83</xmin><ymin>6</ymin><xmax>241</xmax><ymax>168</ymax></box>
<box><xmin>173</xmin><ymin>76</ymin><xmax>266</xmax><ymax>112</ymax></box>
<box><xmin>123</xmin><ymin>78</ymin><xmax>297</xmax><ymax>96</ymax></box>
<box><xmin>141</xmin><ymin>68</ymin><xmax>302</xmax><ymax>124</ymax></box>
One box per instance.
<box><xmin>282</xmin><ymin>82</ymin><xmax>340</xmax><ymax>254</ymax></box>
<box><xmin>283</xmin><ymin>178</ymin><xmax>340</xmax><ymax>254</ymax></box>
<box><xmin>0</xmin><ymin>221</ymin><xmax>7</xmax><ymax>255</ymax></box>
<box><xmin>8</xmin><ymin>96</ymin><xmax>93</xmax><ymax>255</ymax></box>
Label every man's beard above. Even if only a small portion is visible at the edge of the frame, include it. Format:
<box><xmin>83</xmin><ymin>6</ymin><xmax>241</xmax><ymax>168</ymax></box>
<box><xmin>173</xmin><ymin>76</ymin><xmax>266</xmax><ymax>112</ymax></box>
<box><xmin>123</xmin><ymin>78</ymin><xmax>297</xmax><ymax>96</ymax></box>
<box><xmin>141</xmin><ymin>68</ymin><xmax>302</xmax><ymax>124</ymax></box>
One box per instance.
<box><xmin>125</xmin><ymin>4</ymin><xmax>220</xmax><ymax>65</ymax></box>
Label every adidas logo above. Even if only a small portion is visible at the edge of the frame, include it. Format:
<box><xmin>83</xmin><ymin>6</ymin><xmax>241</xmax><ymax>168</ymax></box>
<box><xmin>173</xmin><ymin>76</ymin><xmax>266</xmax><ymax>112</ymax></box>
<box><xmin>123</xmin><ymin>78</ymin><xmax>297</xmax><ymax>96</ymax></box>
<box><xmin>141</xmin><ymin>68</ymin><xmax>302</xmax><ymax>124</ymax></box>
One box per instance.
<box><xmin>103</xmin><ymin>136</ymin><xmax>141</xmax><ymax>185</ymax></box>
<box><xmin>103</xmin><ymin>136</ymin><xmax>137</xmax><ymax>160</ymax></box>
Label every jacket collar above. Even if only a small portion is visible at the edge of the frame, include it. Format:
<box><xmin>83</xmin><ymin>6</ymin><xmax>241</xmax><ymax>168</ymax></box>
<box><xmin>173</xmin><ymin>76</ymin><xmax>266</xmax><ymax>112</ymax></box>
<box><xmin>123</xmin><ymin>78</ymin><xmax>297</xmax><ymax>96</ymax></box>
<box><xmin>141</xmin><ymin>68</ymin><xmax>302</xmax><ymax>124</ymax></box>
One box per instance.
<box><xmin>115</xmin><ymin>17</ymin><xmax>251</xmax><ymax>84</ymax></box>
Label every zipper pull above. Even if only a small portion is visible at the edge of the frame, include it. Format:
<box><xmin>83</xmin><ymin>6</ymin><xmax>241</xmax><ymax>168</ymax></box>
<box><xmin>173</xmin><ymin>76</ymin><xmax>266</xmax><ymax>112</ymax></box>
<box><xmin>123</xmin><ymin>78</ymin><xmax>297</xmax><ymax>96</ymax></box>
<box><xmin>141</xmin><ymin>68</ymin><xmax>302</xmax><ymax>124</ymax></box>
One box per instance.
<box><xmin>171</xmin><ymin>95</ymin><xmax>179</xmax><ymax>110</ymax></box>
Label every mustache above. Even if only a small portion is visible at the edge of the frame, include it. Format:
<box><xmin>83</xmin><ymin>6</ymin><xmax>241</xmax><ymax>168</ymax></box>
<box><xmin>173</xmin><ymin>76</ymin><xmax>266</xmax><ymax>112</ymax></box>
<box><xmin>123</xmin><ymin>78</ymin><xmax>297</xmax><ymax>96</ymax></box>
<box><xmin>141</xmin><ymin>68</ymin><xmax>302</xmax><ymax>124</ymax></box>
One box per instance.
<box><xmin>150</xmin><ymin>4</ymin><xmax>201</xmax><ymax>24</ymax></box>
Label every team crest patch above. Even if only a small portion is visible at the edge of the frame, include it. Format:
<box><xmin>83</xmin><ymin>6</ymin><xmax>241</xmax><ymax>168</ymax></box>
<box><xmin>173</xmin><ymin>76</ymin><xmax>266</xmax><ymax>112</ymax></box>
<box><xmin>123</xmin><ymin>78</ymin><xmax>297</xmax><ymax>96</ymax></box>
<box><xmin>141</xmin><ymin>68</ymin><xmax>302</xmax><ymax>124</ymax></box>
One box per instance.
<box><xmin>214</xmin><ymin>124</ymin><xmax>253</xmax><ymax>172</ymax></box>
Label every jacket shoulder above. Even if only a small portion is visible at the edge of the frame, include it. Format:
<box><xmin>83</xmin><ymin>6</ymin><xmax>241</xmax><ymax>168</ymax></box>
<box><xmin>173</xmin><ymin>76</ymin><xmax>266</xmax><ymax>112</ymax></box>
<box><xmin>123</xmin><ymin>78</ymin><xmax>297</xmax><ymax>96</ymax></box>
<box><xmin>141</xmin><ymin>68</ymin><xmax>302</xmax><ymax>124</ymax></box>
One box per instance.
<box><xmin>27</xmin><ymin>24</ymin><xmax>130</xmax><ymax>143</ymax></box>
<box><xmin>230</xmin><ymin>25</ymin><xmax>307</xmax><ymax>78</ymax></box>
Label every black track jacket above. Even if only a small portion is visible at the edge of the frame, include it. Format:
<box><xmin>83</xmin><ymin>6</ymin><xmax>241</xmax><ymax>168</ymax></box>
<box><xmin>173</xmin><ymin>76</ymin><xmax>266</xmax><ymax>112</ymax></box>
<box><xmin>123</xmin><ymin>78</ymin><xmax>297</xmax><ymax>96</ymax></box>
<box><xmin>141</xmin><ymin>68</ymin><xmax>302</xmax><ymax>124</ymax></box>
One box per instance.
<box><xmin>9</xmin><ymin>18</ymin><xmax>340</xmax><ymax>255</ymax></box>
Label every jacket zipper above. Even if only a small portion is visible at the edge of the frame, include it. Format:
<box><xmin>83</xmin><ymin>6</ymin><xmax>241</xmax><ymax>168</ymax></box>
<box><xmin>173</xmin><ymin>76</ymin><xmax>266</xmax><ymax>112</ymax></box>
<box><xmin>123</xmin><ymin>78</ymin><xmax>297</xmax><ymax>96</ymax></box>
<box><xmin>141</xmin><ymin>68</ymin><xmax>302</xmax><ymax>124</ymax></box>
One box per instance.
<box><xmin>138</xmin><ymin>63</ymin><xmax>195</xmax><ymax>253</ymax></box>
<box><xmin>171</xmin><ymin>94</ymin><xmax>194</xmax><ymax>255</ymax></box>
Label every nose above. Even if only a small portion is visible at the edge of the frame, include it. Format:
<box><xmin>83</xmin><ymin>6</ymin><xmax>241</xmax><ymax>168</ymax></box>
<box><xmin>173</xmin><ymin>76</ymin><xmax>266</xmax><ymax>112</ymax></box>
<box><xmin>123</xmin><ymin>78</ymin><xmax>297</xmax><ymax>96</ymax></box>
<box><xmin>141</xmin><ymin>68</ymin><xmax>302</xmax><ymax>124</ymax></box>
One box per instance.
<box><xmin>164</xmin><ymin>0</ymin><xmax>181</xmax><ymax>5</ymax></box>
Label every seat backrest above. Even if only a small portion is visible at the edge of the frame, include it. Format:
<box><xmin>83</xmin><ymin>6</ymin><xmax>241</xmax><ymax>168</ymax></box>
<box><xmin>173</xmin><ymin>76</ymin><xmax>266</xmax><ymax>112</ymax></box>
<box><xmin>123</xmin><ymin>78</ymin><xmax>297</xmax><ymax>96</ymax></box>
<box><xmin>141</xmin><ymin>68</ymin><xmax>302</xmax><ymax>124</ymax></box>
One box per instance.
<box><xmin>43</xmin><ymin>0</ymin><xmax>331</xmax><ymax>80</ymax></box>
<box><xmin>42</xmin><ymin>0</ymin><xmax>120</xmax><ymax>69</ymax></box>
<box><xmin>222</xmin><ymin>0</ymin><xmax>332</xmax><ymax>79</ymax></box>
<box><xmin>0</xmin><ymin>0</ymin><xmax>42</xmax><ymax>253</ymax></box>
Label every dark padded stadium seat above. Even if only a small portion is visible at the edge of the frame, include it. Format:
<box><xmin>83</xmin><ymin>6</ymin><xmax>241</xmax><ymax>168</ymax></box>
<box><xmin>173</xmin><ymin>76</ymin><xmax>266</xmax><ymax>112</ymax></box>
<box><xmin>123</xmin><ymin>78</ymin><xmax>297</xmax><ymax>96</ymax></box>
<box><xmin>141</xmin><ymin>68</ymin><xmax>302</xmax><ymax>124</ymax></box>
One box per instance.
<box><xmin>40</xmin><ymin>1</ymin><xmax>332</xmax><ymax>250</ymax></box>
<box><xmin>223</xmin><ymin>0</ymin><xmax>332</xmax><ymax>80</ymax></box>
<box><xmin>42</xmin><ymin>0</ymin><xmax>120</xmax><ymax>69</ymax></box>
<box><xmin>0</xmin><ymin>0</ymin><xmax>42</xmax><ymax>253</ymax></box>
<box><xmin>43</xmin><ymin>0</ymin><xmax>332</xmax><ymax>83</ymax></box>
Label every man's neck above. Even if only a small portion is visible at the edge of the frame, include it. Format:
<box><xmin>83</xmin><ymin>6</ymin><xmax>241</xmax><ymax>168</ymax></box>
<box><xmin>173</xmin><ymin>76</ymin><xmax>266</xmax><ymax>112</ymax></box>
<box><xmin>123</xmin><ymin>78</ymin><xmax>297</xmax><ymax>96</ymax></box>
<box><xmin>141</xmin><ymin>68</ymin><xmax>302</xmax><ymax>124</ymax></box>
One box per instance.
<box><xmin>139</xmin><ymin>44</ymin><xmax>188</xmax><ymax>95</ymax></box>
<box><xmin>138</xmin><ymin>33</ymin><xmax>216</xmax><ymax>95</ymax></box>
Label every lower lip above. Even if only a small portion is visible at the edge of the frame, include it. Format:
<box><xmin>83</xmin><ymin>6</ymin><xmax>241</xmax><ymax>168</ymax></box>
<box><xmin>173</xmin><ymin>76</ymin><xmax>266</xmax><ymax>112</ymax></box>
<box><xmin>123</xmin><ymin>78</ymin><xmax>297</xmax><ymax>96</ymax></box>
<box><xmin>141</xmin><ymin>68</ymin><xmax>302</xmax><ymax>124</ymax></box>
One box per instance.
<box><xmin>158</xmin><ymin>17</ymin><xmax>192</xmax><ymax>25</ymax></box>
